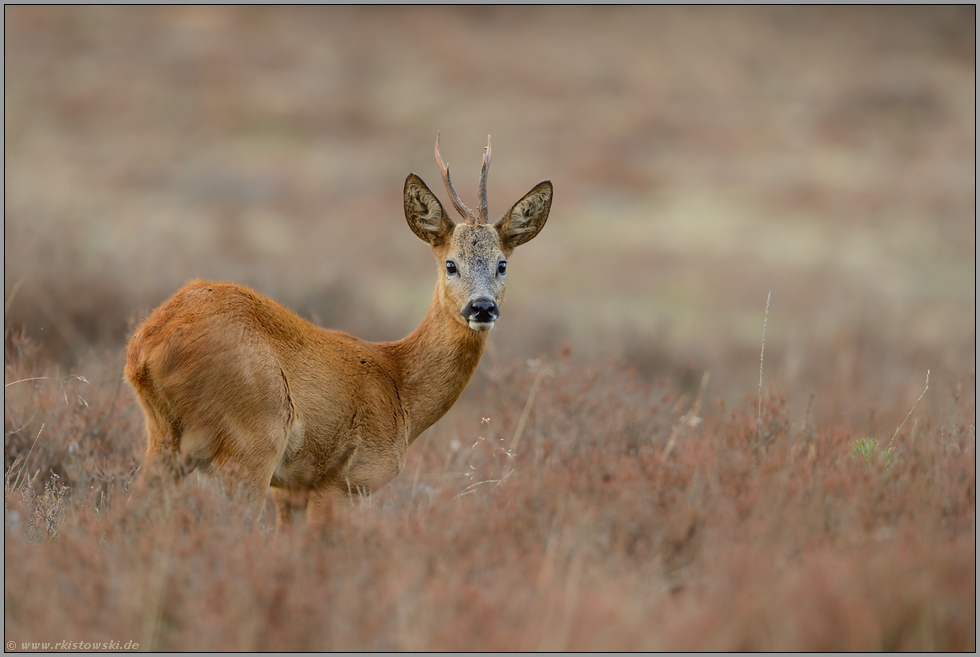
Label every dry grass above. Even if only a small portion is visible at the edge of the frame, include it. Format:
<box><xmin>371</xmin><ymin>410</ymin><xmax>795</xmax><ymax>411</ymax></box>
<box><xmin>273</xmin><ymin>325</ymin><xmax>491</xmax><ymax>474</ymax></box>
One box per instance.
<box><xmin>3</xmin><ymin>6</ymin><xmax>976</xmax><ymax>652</ymax></box>
<box><xmin>4</xmin><ymin>335</ymin><xmax>975</xmax><ymax>650</ymax></box>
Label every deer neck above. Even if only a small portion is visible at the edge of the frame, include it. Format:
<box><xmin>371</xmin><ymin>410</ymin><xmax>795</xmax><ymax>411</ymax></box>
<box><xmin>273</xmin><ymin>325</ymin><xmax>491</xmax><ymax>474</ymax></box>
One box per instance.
<box><xmin>385</xmin><ymin>289</ymin><xmax>488</xmax><ymax>441</ymax></box>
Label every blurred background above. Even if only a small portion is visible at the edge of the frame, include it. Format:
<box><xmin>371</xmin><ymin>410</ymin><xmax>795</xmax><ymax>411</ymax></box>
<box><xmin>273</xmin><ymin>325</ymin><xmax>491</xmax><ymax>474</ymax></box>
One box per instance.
<box><xmin>4</xmin><ymin>6</ymin><xmax>975</xmax><ymax>416</ymax></box>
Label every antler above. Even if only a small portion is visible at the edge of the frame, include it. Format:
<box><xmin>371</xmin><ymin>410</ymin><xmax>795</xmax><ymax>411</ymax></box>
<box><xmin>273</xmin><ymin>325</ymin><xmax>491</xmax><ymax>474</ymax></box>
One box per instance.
<box><xmin>434</xmin><ymin>133</ymin><xmax>493</xmax><ymax>225</ymax></box>
<box><xmin>477</xmin><ymin>135</ymin><xmax>491</xmax><ymax>225</ymax></box>
<box><xmin>435</xmin><ymin>132</ymin><xmax>477</xmax><ymax>224</ymax></box>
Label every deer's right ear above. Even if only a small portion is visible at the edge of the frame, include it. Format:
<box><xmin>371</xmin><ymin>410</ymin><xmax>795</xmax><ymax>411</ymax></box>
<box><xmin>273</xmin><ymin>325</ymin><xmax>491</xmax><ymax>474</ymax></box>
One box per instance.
<box><xmin>404</xmin><ymin>174</ymin><xmax>454</xmax><ymax>246</ymax></box>
<box><xmin>495</xmin><ymin>180</ymin><xmax>553</xmax><ymax>251</ymax></box>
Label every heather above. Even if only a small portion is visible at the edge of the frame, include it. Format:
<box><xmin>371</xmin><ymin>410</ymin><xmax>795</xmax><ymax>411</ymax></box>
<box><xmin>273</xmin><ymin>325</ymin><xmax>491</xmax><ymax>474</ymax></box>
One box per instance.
<box><xmin>5</xmin><ymin>345</ymin><xmax>975</xmax><ymax>650</ymax></box>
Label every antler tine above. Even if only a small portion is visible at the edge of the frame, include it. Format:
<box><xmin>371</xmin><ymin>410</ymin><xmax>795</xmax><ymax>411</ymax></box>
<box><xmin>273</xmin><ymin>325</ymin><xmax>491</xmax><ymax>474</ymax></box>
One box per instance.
<box><xmin>434</xmin><ymin>132</ymin><xmax>476</xmax><ymax>223</ymax></box>
<box><xmin>477</xmin><ymin>135</ymin><xmax>492</xmax><ymax>224</ymax></box>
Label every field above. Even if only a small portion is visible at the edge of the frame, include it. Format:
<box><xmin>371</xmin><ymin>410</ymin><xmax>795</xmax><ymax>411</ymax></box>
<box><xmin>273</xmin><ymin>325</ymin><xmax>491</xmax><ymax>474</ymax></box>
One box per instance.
<box><xmin>4</xmin><ymin>6</ymin><xmax>975</xmax><ymax>651</ymax></box>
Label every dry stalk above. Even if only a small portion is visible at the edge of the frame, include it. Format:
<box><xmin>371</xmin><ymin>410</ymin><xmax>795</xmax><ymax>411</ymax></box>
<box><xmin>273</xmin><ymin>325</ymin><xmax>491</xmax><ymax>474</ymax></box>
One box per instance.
<box><xmin>757</xmin><ymin>291</ymin><xmax>771</xmax><ymax>440</ymax></box>
<box><xmin>509</xmin><ymin>360</ymin><xmax>552</xmax><ymax>452</ymax></box>
<box><xmin>887</xmin><ymin>369</ymin><xmax>929</xmax><ymax>451</ymax></box>
<box><xmin>661</xmin><ymin>371</ymin><xmax>710</xmax><ymax>462</ymax></box>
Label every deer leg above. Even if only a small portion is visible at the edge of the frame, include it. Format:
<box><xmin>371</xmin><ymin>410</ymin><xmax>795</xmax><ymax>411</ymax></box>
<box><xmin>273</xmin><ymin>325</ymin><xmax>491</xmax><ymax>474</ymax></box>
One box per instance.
<box><xmin>209</xmin><ymin>437</ymin><xmax>292</xmax><ymax>526</ymax></box>
<box><xmin>306</xmin><ymin>483</ymin><xmax>363</xmax><ymax>529</ymax></box>
<box><xmin>129</xmin><ymin>422</ymin><xmax>195</xmax><ymax>521</ymax></box>
<box><xmin>272</xmin><ymin>488</ymin><xmax>309</xmax><ymax>531</ymax></box>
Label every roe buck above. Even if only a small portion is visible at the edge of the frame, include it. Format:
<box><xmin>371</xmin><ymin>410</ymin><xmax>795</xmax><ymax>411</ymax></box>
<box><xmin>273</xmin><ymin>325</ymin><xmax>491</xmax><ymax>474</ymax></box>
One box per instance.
<box><xmin>124</xmin><ymin>134</ymin><xmax>552</xmax><ymax>526</ymax></box>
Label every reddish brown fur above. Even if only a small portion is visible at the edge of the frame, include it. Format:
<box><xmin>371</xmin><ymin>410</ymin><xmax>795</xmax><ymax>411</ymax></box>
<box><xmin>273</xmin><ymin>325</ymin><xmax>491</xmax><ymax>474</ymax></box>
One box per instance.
<box><xmin>125</xmin><ymin>139</ymin><xmax>552</xmax><ymax>526</ymax></box>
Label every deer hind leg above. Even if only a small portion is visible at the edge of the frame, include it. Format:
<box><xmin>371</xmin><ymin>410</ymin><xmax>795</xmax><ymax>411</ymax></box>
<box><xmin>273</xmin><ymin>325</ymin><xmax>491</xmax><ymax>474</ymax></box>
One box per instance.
<box><xmin>202</xmin><ymin>423</ymin><xmax>290</xmax><ymax>526</ymax></box>
<box><xmin>128</xmin><ymin>412</ymin><xmax>198</xmax><ymax>521</ymax></box>
<box><xmin>136</xmin><ymin>394</ymin><xmax>193</xmax><ymax>480</ymax></box>
<box><xmin>182</xmin><ymin>342</ymin><xmax>295</xmax><ymax>525</ymax></box>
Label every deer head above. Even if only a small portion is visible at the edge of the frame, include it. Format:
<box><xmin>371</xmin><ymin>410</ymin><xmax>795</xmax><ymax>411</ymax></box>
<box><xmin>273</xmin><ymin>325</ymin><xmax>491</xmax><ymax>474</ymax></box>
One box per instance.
<box><xmin>403</xmin><ymin>134</ymin><xmax>553</xmax><ymax>331</ymax></box>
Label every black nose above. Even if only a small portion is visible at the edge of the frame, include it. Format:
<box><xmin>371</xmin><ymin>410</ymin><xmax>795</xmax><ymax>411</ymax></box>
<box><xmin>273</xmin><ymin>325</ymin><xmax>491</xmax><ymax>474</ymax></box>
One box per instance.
<box><xmin>463</xmin><ymin>298</ymin><xmax>499</xmax><ymax>323</ymax></box>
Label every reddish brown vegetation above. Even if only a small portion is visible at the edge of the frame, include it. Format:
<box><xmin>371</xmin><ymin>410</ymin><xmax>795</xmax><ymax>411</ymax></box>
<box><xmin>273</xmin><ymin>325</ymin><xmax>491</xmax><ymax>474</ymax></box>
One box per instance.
<box><xmin>5</xmin><ymin>335</ymin><xmax>974</xmax><ymax>650</ymax></box>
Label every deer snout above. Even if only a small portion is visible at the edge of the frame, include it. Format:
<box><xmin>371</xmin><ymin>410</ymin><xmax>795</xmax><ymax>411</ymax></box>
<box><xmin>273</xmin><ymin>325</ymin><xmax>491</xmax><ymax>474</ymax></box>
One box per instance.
<box><xmin>462</xmin><ymin>297</ymin><xmax>499</xmax><ymax>330</ymax></box>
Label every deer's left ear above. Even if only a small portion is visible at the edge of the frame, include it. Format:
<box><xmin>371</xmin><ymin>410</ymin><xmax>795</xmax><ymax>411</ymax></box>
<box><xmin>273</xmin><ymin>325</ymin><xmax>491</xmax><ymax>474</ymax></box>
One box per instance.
<box><xmin>495</xmin><ymin>181</ymin><xmax>552</xmax><ymax>251</ymax></box>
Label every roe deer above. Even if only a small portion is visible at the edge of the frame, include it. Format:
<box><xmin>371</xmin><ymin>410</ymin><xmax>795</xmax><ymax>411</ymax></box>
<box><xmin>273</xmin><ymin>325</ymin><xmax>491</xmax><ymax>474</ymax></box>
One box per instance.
<box><xmin>124</xmin><ymin>134</ymin><xmax>552</xmax><ymax>526</ymax></box>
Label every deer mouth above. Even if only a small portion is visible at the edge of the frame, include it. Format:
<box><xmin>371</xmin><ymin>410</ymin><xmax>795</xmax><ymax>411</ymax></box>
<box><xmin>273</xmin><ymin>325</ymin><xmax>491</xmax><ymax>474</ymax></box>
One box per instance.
<box><xmin>467</xmin><ymin>319</ymin><xmax>496</xmax><ymax>331</ymax></box>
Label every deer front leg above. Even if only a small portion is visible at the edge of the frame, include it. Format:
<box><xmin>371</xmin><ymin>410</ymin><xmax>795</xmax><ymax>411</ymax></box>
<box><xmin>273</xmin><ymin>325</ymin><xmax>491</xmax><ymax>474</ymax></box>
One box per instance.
<box><xmin>272</xmin><ymin>488</ymin><xmax>310</xmax><ymax>531</ymax></box>
<box><xmin>305</xmin><ymin>485</ymin><xmax>356</xmax><ymax>528</ymax></box>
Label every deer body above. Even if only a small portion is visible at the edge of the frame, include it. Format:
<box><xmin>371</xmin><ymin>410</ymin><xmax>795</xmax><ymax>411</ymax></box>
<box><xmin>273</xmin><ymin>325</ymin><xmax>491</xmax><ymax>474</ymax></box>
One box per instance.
<box><xmin>125</xmin><ymin>136</ymin><xmax>552</xmax><ymax>525</ymax></box>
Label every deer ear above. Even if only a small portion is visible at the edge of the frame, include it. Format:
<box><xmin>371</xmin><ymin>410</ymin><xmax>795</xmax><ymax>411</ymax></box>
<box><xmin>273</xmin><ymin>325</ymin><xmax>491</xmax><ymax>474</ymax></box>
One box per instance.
<box><xmin>496</xmin><ymin>181</ymin><xmax>552</xmax><ymax>250</ymax></box>
<box><xmin>404</xmin><ymin>174</ymin><xmax>454</xmax><ymax>246</ymax></box>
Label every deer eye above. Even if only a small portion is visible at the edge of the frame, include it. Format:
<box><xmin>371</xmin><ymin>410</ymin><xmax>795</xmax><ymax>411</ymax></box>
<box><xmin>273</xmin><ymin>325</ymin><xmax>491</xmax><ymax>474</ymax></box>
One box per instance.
<box><xmin>446</xmin><ymin>261</ymin><xmax>458</xmax><ymax>275</ymax></box>
<box><xmin>497</xmin><ymin>261</ymin><xmax>507</xmax><ymax>275</ymax></box>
